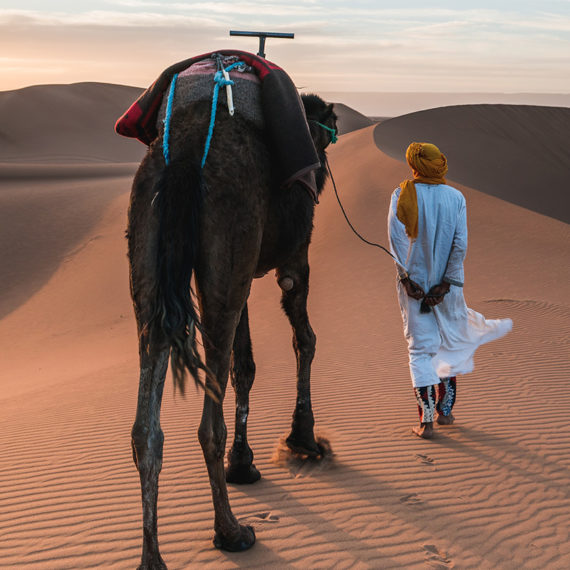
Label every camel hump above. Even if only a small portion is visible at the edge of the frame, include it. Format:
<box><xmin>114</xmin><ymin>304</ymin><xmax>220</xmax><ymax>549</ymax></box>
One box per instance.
<box><xmin>157</xmin><ymin>71</ymin><xmax>265</xmax><ymax>131</ymax></box>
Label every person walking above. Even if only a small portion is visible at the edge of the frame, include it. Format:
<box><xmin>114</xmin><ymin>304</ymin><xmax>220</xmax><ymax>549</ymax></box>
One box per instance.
<box><xmin>388</xmin><ymin>142</ymin><xmax>512</xmax><ymax>439</ymax></box>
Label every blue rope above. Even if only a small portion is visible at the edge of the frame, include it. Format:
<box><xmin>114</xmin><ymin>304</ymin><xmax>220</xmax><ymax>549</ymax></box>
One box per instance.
<box><xmin>163</xmin><ymin>72</ymin><xmax>178</xmax><ymax>166</ymax></box>
<box><xmin>201</xmin><ymin>61</ymin><xmax>245</xmax><ymax>169</ymax></box>
<box><xmin>313</xmin><ymin>121</ymin><xmax>338</xmax><ymax>144</ymax></box>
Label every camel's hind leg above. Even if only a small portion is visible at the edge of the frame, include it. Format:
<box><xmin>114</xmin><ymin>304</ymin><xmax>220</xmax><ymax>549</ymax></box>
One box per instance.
<box><xmin>197</xmin><ymin>292</ymin><xmax>257</xmax><ymax>550</ymax></box>
<box><xmin>278</xmin><ymin>249</ymin><xmax>321</xmax><ymax>457</ymax></box>
<box><xmin>226</xmin><ymin>303</ymin><xmax>261</xmax><ymax>484</ymax></box>
<box><xmin>128</xmin><ymin>156</ymin><xmax>170</xmax><ymax>569</ymax></box>
<box><xmin>131</xmin><ymin>346</ymin><xmax>169</xmax><ymax>570</ymax></box>
<box><xmin>195</xmin><ymin>168</ymin><xmax>264</xmax><ymax>549</ymax></box>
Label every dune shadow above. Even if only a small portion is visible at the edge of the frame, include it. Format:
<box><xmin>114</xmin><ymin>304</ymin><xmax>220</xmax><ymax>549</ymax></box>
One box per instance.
<box><xmin>216</xmin><ymin>536</ymin><xmax>293</xmax><ymax>568</ymax></box>
<box><xmin>0</xmin><ymin>178</ymin><xmax>129</xmax><ymax>319</ymax></box>
<box><xmin>373</xmin><ymin>106</ymin><xmax>570</xmax><ymax>224</ymax></box>
<box><xmin>227</xmin><ymin>475</ymin><xmax>402</xmax><ymax>568</ymax></box>
<box><xmin>311</xmin><ymin>460</ymin><xmax>514</xmax><ymax>568</ymax></box>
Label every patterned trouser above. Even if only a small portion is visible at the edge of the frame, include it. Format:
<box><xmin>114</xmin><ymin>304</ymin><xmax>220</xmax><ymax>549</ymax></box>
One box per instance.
<box><xmin>414</xmin><ymin>377</ymin><xmax>457</xmax><ymax>422</ymax></box>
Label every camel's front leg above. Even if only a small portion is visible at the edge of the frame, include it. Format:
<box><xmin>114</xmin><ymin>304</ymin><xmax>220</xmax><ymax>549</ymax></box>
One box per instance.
<box><xmin>131</xmin><ymin>343</ymin><xmax>169</xmax><ymax>569</ymax></box>
<box><xmin>278</xmin><ymin>251</ymin><xmax>321</xmax><ymax>457</ymax></box>
<box><xmin>226</xmin><ymin>303</ymin><xmax>261</xmax><ymax>484</ymax></box>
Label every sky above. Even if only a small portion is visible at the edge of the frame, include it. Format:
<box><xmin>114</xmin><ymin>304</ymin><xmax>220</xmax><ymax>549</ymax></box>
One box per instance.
<box><xmin>0</xmin><ymin>0</ymin><xmax>569</xmax><ymax>93</ymax></box>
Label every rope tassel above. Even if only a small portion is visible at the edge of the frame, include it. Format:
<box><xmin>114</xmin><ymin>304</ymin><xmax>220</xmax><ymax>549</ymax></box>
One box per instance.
<box><xmin>162</xmin><ymin>61</ymin><xmax>246</xmax><ymax>169</ymax></box>
<box><xmin>162</xmin><ymin>72</ymin><xmax>179</xmax><ymax>166</ymax></box>
<box><xmin>201</xmin><ymin>60</ymin><xmax>245</xmax><ymax>168</ymax></box>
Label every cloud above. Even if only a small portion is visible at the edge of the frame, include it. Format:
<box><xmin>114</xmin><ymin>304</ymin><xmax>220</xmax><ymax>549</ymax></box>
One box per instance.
<box><xmin>0</xmin><ymin>9</ymin><xmax>223</xmax><ymax>28</ymax></box>
<box><xmin>106</xmin><ymin>1</ymin><xmax>320</xmax><ymax>17</ymax></box>
<box><xmin>0</xmin><ymin>3</ymin><xmax>569</xmax><ymax>92</ymax></box>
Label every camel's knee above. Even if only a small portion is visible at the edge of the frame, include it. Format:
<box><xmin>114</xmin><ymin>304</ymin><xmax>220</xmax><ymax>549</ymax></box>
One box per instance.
<box><xmin>131</xmin><ymin>424</ymin><xmax>164</xmax><ymax>471</ymax></box>
<box><xmin>295</xmin><ymin>326</ymin><xmax>316</xmax><ymax>360</ymax></box>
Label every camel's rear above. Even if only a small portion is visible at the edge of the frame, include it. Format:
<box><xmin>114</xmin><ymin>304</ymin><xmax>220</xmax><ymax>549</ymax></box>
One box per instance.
<box><xmin>169</xmin><ymin>99</ymin><xmax>272</xmax><ymax>375</ymax></box>
<box><xmin>128</xmin><ymin>78</ymin><xmax>270</xmax><ymax>379</ymax></box>
<box><xmin>127</xmin><ymin>85</ymin><xmax>272</xmax><ymax>560</ymax></box>
<box><xmin>124</xmin><ymin>56</ymin><xmax>317</xmax><ymax>396</ymax></box>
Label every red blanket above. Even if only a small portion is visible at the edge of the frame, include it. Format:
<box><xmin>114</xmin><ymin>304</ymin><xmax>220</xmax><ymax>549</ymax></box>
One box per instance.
<box><xmin>115</xmin><ymin>50</ymin><xmax>319</xmax><ymax>192</ymax></box>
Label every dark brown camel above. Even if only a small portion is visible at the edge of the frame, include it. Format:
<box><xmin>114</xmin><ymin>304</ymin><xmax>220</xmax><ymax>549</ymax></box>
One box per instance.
<box><xmin>127</xmin><ymin>91</ymin><xmax>337</xmax><ymax>568</ymax></box>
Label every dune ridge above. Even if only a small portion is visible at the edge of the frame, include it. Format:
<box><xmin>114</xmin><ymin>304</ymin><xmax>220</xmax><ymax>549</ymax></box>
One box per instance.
<box><xmin>0</xmin><ymin>82</ymin><xmax>145</xmax><ymax>164</ymax></box>
<box><xmin>321</xmin><ymin>91</ymin><xmax>570</xmax><ymax>117</ymax></box>
<box><xmin>0</xmin><ymin>82</ymin><xmax>374</xmax><ymax>167</ymax></box>
<box><xmin>331</xmin><ymin>102</ymin><xmax>374</xmax><ymax>134</ymax></box>
<box><xmin>0</xmin><ymin>83</ymin><xmax>569</xmax><ymax>568</ymax></box>
<box><xmin>374</xmin><ymin>104</ymin><xmax>570</xmax><ymax>223</ymax></box>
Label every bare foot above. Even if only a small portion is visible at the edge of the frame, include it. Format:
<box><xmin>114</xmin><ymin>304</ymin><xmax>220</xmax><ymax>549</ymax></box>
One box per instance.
<box><xmin>436</xmin><ymin>413</ymin><xmax>455</xmax><ymax>425</ymax></box>
<box><xmin>412</xmin><ymin>422</ymin><xmax>434</xmax><ymax>439</ymax></box>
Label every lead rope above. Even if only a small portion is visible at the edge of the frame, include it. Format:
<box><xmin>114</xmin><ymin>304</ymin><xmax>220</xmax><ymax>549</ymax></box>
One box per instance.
<box><xmin>323</xmin><ymin>155</ymin><xmax>405</xmax><ymax>269</ymax></box>
<box><xmin>323</xmin><ymin>155</ymin><xmax>446</xmax><ymax>310</ymax></box>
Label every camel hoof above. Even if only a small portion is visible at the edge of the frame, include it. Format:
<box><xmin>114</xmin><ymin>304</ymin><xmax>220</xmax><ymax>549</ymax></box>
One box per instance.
<box><xmin>213</xmin><ymin>524</ymin><xmax>256</xmax><ymax>552</ymax></box>
<box><xmin>285</xmin><ymin>436</ymin><xmax>322</xmax><ymax>458</ymax></box>
<box><xmin>226</xmin><ymin>463</ymin><xmax>261</xmax><ymax>484</ymax></box>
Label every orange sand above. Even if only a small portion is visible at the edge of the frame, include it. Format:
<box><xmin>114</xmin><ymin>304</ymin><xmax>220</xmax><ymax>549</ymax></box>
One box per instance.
<box><xmin>0</xmin><ymin>84</ymin><xmax>569</xmax><ymax>568</ymax></box>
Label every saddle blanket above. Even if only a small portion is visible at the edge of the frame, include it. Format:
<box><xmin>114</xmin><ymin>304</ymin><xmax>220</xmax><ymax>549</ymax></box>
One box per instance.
<box><xmin>156</xmin><ymin>55</ymin><xmax>264</xmax><ymax>131</ymax></box>
<box><xmin>115</xmin><ymin>50</ymin><xmax>320</xmax><ymax>195</ymax></box>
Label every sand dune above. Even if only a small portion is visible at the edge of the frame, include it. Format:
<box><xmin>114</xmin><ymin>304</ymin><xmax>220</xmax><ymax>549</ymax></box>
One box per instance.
<box><xmin>374</xmin><ymin>104</ymin><xmax>570</xmax><ymax>223</ymax></box>
<box><xmin>0</xmin><ymin>82</ymin><xmax>369</xmax><ymax>164</ymax></box>
<box><xmin>1</xmin><ymin>83</ymin><xmax>569</xmax><ymax>569</ymax></box>
<box><xmin>0</xmin><ymin>82</ymin><xmax>145</xmax><ymax>164</ymax></box>
<box><xmin>331</xmin><ymin>102</ymin><xmax>374</xmax><ymax>134</ymax></box>
<box><xmin>321</xmin><ymin>91</ymin><xmax>570</xmax><ymax>118</ymax></box>
<box><xmin>0</xmin><ymin>169</ymin><xmax>137</xmax><ymax>321</ymax></box>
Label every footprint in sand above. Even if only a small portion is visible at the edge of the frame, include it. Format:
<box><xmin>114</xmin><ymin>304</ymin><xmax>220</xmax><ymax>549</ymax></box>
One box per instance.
<box><xmin>399</xmin><ymin>493</ymin><xmax>423</xmax><ymax>507</ymax></box>
<box><xmin>239</xmin><ymin>512</ymin><xmax>280</xmax><ymax>526</ymax></box>
<box><xmin>415</xmin><ymin>453</ymin><xmax>436</xmax><ymax>468</ymax></box>
<box><xmin>423</xmin><ymin>543</ymin><xmax>453</xmax><ymax>568</ymax></box>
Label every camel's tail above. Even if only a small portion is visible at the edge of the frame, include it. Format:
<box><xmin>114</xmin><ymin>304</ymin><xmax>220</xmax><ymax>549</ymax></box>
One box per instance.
<box><xmin>151</xmin><ymin>159</ymin><xmax>212</xmax><ymax>397</ymax></box>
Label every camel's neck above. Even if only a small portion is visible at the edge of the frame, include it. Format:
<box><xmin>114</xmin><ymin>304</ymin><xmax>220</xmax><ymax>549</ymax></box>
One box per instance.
<box><xmin>314</xmin><ymin>149</ymin><xmax>329</xmax><ymax>196</ymax></box>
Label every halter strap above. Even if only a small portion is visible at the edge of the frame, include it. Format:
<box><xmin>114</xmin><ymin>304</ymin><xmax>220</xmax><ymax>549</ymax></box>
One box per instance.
<box><xmin>312</xmin><ymin>121</ymin><xmax>338</xmax><ymax>144</ymax></box>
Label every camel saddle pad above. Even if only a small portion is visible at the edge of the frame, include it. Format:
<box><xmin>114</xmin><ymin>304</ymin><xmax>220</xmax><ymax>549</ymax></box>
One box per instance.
<box><xmin>115</xmin><ymin>50</ymin><xmax>320</xmax><ymax>192</ymax></box>
<box><xmin>156</xmin><ymin>56</ymin><xmax>264</xmax><ymax>130</ymax></box>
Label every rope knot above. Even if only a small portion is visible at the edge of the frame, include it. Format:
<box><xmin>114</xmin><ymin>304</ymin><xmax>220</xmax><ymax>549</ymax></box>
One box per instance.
<box><xmin>213</xmin><ymin>70</ymin><xmax>234</xmax><ymax>87</ymax></box>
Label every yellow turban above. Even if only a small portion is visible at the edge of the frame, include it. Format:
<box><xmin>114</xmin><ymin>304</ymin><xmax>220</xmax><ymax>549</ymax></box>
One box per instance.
<box><xmin>397</xmin><ymin>142</ymin><xmax>448</xmax><ymax>239</ymax></box>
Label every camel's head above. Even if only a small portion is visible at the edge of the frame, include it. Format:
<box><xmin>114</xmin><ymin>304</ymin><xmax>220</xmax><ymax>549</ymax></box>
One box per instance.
<box><xmin>301</xmin><ymin>94</ymin><xmax>338</xmax><ymax>152</ymax></box>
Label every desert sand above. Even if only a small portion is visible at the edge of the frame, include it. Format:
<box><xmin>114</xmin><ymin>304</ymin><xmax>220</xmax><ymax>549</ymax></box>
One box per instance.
<box><xmin>1</xmin><ymin>83</ymin><xmax>569</xmax><ymax>569</ymax></box>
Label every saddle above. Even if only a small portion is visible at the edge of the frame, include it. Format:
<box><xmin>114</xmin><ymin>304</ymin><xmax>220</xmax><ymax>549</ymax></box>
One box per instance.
<box><xmin>115</xmin><ymin>50</ymin><xmax>320</xmax><ymax>197</ymax></box>
<box><xmin>156</xmin><ymin>56</ymin><xmax>264</xmax><ymax>130</ymax></box>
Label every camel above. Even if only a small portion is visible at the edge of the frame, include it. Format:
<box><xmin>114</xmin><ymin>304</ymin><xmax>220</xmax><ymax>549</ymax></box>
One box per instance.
<box><xmin>126</xmin><ymin>68</ymin><xmax>337</xmax><ymax>567</ymax></box>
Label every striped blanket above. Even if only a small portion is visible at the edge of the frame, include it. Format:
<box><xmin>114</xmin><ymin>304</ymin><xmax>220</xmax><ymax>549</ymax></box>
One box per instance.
<box><xmin>115</xmin><ymin>50</ymin><xmax>319</xmax><ymax>194</ymax></box>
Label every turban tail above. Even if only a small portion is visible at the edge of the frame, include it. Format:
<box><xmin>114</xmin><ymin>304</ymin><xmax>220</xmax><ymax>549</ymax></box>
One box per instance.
<box><xmin>397</xmin><ymin>142</ymin><xmax>448</xmax><ymax>240</ymax></box>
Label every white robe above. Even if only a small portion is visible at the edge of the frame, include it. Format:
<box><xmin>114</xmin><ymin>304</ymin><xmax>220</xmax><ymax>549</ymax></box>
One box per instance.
<box><xmin>388</xmin><ymin>183</ymin><xmax>513</xmax><ymax>388</ymax></box>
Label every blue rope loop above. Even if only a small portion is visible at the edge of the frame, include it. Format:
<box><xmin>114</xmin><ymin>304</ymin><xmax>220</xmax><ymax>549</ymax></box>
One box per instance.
<box><xmin>162</xmin><ymin>72</ymin><xmax>178</xmax><ymax>166</ymax></box>
<box><xmin>201</xmin><ymin>60</ymin><xmax>246</xmax><ymax>168</ymax></box>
